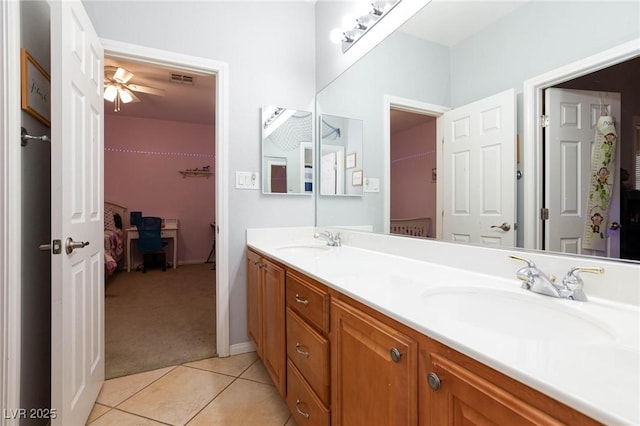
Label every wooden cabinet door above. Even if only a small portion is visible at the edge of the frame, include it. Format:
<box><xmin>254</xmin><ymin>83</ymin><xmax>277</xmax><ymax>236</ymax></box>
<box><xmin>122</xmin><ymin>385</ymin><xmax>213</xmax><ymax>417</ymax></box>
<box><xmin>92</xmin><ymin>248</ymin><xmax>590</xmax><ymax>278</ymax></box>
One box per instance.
<box><xmin>331</xmin><ymin>298</ymin><xmax>418</xmax><ymax>426</ymax></box>
<box><xmin>262</xmin><ymin>257</ymin><xmax>286</xmax><ymax>396</ymax></box>
<box><xmin>427</xmin><ymin>352</ymin><xmax>564</xmax><ymax>426</ymax></box>
<box><xmin>246</xmin><ymin>250</ymin><xmax>262</xmax><ymax>355</ymax></box>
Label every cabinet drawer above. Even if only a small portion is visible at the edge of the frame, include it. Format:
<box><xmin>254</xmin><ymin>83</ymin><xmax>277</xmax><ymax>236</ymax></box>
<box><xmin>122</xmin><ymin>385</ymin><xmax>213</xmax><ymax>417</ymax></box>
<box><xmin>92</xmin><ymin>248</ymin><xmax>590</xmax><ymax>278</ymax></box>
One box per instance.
<box><xmin>287</xmin><ymin>360</ymin><xmax>330</xmax><ymax>426</ymax></box>
<box><xmin>286</xmin><ymin>307</ymin><xmax>330</xmax><ymax>405</ymax></box>
<box><xmin>286</xmin><ymin>271</ymin><xmax>329</xmax><ymax>333</ymax></box>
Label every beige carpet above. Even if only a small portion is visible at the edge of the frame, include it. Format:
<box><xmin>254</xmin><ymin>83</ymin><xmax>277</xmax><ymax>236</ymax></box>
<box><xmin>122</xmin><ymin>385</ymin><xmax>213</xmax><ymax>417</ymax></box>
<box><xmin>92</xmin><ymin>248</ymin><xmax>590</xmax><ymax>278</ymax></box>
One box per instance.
<box><xmin>105</xmin><ymin>263</ymin><xmax>217</xmax><ymax>379</ymax></box>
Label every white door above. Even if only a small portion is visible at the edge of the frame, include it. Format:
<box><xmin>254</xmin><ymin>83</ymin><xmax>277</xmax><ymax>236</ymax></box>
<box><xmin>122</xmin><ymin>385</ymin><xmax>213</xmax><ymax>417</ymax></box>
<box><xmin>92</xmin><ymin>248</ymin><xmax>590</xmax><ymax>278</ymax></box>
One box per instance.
<box><xmin>321</xmin><ymin>148</ymin><xmax>344</xmax><ymax>195</ymax></box>
<box><xmin>544</xmin><ymin>88</ymin><xmax>621</xmax><ymax>257</ymax></box>
<box><xmin>50</xmin><ymin>1</ymin><xmax>104</xmax><ymax>424</ymax></box>
<box><xmin>440</xmin><ymin>89</ymin><xmax>516</xmax><ymax>246</ymax></box>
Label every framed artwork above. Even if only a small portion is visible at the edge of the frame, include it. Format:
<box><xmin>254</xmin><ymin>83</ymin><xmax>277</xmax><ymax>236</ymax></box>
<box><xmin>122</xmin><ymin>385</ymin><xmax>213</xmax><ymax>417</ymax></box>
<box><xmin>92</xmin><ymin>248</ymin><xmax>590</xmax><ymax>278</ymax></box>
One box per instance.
<box><xmin>352</xmin><ymin>169</ymin><xmax>363</xmax><ymax>186</ymax></box>
<box><xmin>21</xmin><ymin>48</ymin><xmax>51</xmax><ymax>127</ymax></box>
<box><xmin>346</xmin><ymin>152</ymin><xmax>357</xmax><ymax>169</ymax></box>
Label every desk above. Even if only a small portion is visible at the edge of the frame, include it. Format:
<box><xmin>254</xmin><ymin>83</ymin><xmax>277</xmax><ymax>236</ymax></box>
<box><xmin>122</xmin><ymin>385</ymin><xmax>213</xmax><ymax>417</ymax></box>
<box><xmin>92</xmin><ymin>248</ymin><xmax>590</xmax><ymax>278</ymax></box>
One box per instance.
<box><xmin>126</xmin><ymin>224</ymin><xmax>178</xmax><ymax>272</ymax></box>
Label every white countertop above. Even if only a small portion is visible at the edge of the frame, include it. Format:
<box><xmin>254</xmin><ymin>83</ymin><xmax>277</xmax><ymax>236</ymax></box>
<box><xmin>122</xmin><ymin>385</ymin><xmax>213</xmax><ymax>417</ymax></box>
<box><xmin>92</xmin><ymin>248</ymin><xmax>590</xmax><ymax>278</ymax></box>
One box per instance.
<box><xmin>247</xmin><ymin>229</ymin><xmax>640</xmax><ymax>425</ymax></box>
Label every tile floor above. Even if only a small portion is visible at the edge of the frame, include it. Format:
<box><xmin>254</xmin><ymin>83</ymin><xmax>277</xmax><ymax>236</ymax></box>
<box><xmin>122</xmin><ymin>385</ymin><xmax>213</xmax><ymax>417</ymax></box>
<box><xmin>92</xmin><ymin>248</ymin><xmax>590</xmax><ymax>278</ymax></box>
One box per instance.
<box><xmin>87</xmin><ymin>352</ymin><xmax>297</xmax><ymax>426</ymax></box>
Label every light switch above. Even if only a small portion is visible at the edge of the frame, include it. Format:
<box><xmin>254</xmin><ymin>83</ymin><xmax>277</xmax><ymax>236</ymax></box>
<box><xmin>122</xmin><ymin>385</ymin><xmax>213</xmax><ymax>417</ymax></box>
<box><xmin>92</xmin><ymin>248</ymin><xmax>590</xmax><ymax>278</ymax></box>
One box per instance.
<box><xmin>364</xmin><ymin>177</ymin><xmax>379</xmax><ymax>193</ymax></box>
<box><xmin>236</xmin><ymin>171</ymin><xmax>260</xmax><ymax>189</ymax></box>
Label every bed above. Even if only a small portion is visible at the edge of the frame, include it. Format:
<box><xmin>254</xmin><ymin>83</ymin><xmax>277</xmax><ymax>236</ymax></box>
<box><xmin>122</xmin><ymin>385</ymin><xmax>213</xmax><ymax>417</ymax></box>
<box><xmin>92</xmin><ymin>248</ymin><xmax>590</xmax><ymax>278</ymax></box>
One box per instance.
<box><xmin>104</xmin><ymin>201</ymin><xmax>126</xmax><ymax>275</ymax></box>
<box><xmin>390</xmin><ymin>217</ymin><xmax>432</xmax><ymax>238</ymax></box>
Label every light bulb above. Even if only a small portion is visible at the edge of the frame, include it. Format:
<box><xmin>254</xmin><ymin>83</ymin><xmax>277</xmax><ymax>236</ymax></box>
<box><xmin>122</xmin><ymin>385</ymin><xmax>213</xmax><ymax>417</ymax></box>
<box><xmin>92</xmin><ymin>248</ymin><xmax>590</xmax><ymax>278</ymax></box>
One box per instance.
<box><xmin>103</xmin><ymin>85</ymin><xmax>117</xmax><ymax>102</ymax></box>
<box><xmin>341</xmin><ymin>14</ymin><xmax>357</xmax><ymax>30</ymax></box>
<box><xmin>330</xmin><ymin>28</ymin><xmax>344</xmax><ymax>44</ymax></box>
<box><xmin>354</xmin><ymin>1</ymin><xmax>371</xmax><ymax>16</ymax></box>
<box><xmin>118</xmin><ymin>89</ymin><xmax>133</xmax><ymax>103</ymax></box>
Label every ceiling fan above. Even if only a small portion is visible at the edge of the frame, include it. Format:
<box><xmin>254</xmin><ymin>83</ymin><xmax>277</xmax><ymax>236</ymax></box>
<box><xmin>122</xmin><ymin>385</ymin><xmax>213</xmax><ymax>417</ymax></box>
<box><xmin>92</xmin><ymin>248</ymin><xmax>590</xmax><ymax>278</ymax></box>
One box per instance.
<box><xmin>104</xmin><ymin>66</ymin><xmax>165</xmax><ymax>112</ymax></box>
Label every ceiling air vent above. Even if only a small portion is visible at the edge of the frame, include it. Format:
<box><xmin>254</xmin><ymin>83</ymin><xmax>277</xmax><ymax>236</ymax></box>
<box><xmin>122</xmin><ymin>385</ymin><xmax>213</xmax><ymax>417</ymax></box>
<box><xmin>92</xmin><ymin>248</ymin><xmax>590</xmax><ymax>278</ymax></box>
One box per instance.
<box><xmin>170</xmin><ymin>73</ymin><xmax>195</xmax><ymax>85</ymax></box>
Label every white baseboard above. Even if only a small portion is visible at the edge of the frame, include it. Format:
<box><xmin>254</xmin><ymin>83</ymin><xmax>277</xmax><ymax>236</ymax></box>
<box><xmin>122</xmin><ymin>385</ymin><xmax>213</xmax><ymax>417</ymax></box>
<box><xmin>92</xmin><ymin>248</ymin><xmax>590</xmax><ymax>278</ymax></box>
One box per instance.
<box><xmin>229</xmin><ymin>341</ymin><xmax>255</xmax><ymax>356</ymax></box>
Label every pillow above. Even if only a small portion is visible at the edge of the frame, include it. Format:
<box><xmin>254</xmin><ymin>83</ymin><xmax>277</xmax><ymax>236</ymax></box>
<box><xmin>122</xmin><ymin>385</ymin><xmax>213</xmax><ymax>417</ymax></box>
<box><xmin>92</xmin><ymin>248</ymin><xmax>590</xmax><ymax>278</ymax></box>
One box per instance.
<box><xmin>104</xmin><ymin>205</ymin><xmax>116</xmax><ymax>231</ymax></box>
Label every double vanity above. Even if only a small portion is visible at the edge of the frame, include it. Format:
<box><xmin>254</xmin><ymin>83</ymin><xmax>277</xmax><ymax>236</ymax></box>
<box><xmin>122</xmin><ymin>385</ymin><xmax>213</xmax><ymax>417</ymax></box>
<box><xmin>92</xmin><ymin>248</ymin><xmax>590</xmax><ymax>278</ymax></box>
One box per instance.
<box><xmin>247</xmin><ymin>227</ymin><xmax>639</xmax><ymax>425</ymax></box>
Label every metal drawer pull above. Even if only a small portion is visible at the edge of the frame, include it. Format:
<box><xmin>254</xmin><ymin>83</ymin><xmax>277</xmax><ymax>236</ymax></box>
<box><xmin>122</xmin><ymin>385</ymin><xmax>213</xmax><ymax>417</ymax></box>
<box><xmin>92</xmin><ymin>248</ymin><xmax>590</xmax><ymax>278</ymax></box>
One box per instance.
<box><xmin>427</xmin><ymin>372</ymin><xmax>441</xmax><ymax>391</ymax></box>
<box><xmin>295</xmin><ymin>399</ymin><xmax>310</xmax><ymax>419</ymax></box>
<box><xmin>295</xmin><ymin>342</ymin><xmax>309</xmax><ymax>358</ymax></box>
<box><xmin>295</xmin><ymin>293</ymin><xmax>309</xmax><ymax>305</ymax></box>
<box><xmin>390</xmin><ymin>347</ymin><xmax>402</xmax><ymax>363</ymax></box>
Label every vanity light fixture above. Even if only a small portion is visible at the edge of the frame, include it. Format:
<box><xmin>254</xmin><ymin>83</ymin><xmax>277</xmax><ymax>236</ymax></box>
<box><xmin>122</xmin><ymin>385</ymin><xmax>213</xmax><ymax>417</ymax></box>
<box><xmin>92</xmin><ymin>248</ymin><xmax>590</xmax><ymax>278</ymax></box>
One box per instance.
<box><xmin>263</xmin><ymin>106</ymin><xmax>286</xmax><ymax>130</ymax></box>
<box><xmin>330</xmin><ymin>0</ymin><xmax>402</xmax><ymax>53</ymax></box>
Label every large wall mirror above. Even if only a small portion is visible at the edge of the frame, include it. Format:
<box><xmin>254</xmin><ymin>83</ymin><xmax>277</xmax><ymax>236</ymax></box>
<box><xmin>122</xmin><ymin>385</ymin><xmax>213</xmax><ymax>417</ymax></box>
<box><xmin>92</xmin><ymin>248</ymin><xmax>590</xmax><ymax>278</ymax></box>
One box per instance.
<box><xmin>320</xmin><ymin>114</ymin><xmax>364</xmax><ymax>197</ymax></box>
<box><xmin>315</xmin><ymin>0</ymin><xmax>640</xmax><ymax>263</ymax></box>
<box><xmin>262</xmin><ymin>106</ymin><xmax>313</xmax><ymax>195</ymax></box>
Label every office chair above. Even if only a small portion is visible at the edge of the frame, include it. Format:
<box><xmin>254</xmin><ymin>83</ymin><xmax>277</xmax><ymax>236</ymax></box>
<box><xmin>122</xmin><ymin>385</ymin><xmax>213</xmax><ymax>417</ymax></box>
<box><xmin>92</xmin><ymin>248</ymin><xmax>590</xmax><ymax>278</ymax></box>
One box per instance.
<box><xmin>130</xmin><ymin>211</ymin><xmax>142</xmax><ymax>229</ymax></box>
<box><xmin>136</xmin><ymin>216</ymin><xmax>167</xmax><ymax>273</ymax></box>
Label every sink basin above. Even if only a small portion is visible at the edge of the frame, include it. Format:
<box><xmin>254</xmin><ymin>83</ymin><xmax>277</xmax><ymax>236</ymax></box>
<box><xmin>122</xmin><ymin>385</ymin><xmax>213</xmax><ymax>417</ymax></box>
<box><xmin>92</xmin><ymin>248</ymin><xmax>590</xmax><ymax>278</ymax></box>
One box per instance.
<box><xmin>421</xmin><ymin>287</ymin><xmax>615</xmax><ymax>343</ymax></box>
<box><xmin>276</xmin><ymin>244</ymin><xmax>333</xmax><ymax>255</ymax></box>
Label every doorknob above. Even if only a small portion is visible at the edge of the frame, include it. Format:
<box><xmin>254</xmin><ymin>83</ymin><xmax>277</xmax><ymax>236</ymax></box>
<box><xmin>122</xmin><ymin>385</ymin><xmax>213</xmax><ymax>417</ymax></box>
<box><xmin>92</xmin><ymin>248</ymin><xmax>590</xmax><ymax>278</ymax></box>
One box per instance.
<box><xmin>65</xmin><ymin>237</ymin><xmax>90</xmax><ymax>254</ymax></box>
<box><xmin>491</xmin><ymin>222</ymin><xmax>511</xmax><ymax>232</ymax></box>
<box><xmin>609</xmin><ymin>221</ymin><xmax>621</xmax><ymax>231</ymax></box>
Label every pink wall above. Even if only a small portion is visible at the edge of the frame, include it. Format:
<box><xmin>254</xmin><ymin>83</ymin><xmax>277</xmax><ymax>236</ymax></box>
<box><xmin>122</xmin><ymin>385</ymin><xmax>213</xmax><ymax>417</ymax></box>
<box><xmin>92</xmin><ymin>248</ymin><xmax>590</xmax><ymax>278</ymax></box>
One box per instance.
<box><xmin>390</xmin><ymin>119</ymin><xmax>437</xmax><ymax>229</ymax></box>
<box><xmin>105</xmin><ymin>114</ymin><xmax>215</xmax><ymax>266</ymax></box>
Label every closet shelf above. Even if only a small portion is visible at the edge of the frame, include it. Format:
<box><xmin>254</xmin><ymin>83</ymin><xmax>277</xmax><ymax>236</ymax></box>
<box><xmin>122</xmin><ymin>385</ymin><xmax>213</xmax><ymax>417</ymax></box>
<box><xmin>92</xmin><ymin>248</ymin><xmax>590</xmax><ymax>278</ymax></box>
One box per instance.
<box><xmin>179</xmin><ymin>170</ymin><xmax>213</xmax><ymax>178</ymax></box>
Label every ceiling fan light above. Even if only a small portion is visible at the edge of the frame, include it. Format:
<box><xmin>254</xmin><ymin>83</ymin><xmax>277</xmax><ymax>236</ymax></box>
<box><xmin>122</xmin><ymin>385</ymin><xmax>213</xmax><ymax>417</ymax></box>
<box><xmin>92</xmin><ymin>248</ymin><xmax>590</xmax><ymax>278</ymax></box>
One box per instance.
<box><xmin>113</xmin><ymin>67</ymin><xmax>133</xmax><ymax>84</ymax></box>
<box><xmin>119</xmin><ymin>89</ymin><xmax>133</xmax><ymax>103</ymax></box>
<box><xmin>104</xmin><ymin>85</ymin><xmax>117</xmax><ymax>102</ymax></box>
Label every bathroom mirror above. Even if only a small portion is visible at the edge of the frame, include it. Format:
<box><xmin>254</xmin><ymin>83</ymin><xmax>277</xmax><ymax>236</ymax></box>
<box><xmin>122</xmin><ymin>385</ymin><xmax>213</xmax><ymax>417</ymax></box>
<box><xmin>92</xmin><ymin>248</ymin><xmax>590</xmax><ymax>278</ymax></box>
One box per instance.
<box><xmin>262</xmin><ymin>106</ymin><xmax>313</xmax><ymax>195</ymax></box>
<box><xmin>319</xmin><ymin>114</ymin><xmax>364</xmax><ymax>197</ymax></box>
<box><xmin>315</xmin><ymin>0</ymin><xmax>640</xmax><ymax>262</ymax></box>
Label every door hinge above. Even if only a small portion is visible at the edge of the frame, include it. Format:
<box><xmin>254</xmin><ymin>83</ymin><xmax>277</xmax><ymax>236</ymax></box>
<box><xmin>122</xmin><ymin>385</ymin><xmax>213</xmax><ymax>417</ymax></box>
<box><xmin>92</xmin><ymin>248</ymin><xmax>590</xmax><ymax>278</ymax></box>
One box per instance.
<box><xmin>441</xmin><ymin>137</ymin><xmax>445</xmax><ymax>145</ymax></box>
<box><xmin>540</xmin><ymin>114</ymin><xmax>549</xmax><ymax>128</ymax></box>
<box><xmin>541</xmin><ymin>208</ymin><xmax>549</xmax><ymax>220</ymax></box>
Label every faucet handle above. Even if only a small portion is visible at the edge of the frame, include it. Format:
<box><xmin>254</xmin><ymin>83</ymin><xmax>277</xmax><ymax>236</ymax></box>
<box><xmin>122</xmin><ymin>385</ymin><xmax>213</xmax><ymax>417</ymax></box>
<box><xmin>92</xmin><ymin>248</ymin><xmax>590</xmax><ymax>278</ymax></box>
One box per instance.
<box><xmin>509</xmin><ymin>255</ymin><xmax>556</xmax><ymax>286</ymax></box>
<box><xmin>508</xmin><ymin>255</ymin><xmax>536</xmax><ymax>268</ymax></box>
<box><xmin>563</xmin><ymin>266</ymin><xmax>604</xmax><ymax>288</ymax></box>
<box><xmin>561</xmin><ymin>267</ymin><xmax>604</xmax><ymax>302</ymax></box>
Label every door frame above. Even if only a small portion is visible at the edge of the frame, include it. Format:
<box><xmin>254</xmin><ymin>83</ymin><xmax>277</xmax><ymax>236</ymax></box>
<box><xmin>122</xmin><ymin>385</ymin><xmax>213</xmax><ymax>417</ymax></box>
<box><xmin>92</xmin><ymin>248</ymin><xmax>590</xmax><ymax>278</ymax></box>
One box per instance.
<box><xmin>0</xmin><ymin>1</ymin><xmax>22</xmax><ymax>422</ymax></box>
<box><xmin>101</xmin><ymin>39</ymin><xmax>231</xmax><ymax>357</ymax></box>
<box><xmin>522</xmin><ymin>39</ymin><xmax>640</xmax><ymax>250</ymax></box>
<box><xmin>383</xmin><ymin>95</ymin><xmax>448</xmax><ymax>235</ymax></box>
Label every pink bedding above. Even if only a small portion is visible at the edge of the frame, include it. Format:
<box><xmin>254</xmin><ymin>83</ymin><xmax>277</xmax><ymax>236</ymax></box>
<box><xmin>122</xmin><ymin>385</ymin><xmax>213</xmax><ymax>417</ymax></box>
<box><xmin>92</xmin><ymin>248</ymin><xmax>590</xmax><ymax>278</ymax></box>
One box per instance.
<box><xmin>104</xmin><ymin>228</ymin><xmax>123</xmax><ymax>275</ymax></box>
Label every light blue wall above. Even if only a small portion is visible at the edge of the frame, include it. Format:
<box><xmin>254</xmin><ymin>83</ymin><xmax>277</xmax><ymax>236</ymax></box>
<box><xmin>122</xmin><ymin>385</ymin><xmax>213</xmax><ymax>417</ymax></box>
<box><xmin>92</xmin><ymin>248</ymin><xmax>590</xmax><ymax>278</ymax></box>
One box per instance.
<box><xmin>450</xmin><ymin>1</ymin><xmax>639</xmax><ymax>246</ymax></box>
<box><xmin>451</xmin><ymin>1</ymin><xmax>640</xmax><ymax>107</ymax></box>
<box><xmin>316</xmin><ymin>0</ymin><xmax>640</xmax><ymax>241</ymax></box>
<box><xmin>316</xmin><ymin>31</ymin><xmax>450</xmax><ymax>230</ymax></box>
<box><xmin>83</xmin><ymin>1</ymin><xmax>316</xmax><ymax>348</ymax></box>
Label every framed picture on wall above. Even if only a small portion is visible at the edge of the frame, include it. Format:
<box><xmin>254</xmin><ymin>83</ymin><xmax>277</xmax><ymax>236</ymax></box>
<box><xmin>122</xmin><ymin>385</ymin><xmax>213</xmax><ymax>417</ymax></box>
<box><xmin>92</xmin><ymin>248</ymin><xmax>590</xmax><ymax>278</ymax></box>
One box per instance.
<box><xmin>352</xmin><ymin>169</ymin><xmax>363</xmax><ymax>186</ymax></box>
<box><xmin>20</xmin><ymin>48</ymin><xmax>51</xmax><ymax>127</ymax></box>
<box><xmin>346</xmin><ymin>152</ymin><xmax>356</xmax><ymax>169</ymax></box>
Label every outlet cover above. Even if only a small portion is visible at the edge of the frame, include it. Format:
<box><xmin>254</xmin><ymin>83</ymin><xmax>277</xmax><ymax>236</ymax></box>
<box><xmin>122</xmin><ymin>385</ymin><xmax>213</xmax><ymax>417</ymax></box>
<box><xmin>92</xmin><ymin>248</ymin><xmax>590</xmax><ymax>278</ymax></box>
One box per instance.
<box><xmin>364</xmin><ymin>177</ymin><xmax>379</xmax><ymax>193</ymax></box>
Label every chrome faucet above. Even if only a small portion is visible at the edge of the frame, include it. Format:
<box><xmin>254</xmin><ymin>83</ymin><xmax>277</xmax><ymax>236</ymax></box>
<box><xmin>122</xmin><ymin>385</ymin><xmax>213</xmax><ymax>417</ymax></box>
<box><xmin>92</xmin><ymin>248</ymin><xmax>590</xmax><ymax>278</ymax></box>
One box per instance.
<box><xmin>509</xmin><ymin>255</ymin><xmax>562</xmax><ymax>298</ymax></box>
<box><xmin>314</xmin><ymin>230</ymin><xmax>341</xmax><ymax>247</ymax></box>
<box><xmin>509</xmin><ymin>255</ymin><xmax>604</xmax><ymax>301</ymax></box>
